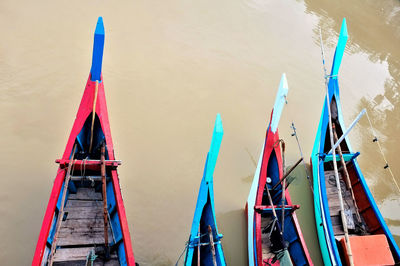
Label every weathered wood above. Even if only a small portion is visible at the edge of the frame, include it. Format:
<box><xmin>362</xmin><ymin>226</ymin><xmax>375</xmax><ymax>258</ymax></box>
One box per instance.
<box><xmin>261</xmin><ymin>216</ymin><xmax>274</xmax><ymax>261</ymax></box>
<box><xmin>68</xmin><ymin>188</ymin><xmax>102</xmax><ymax>201</ymax></box>
<box><xmin>208</xmin><ymin>225</ymin><xmax>217</xmax><ymax>266</ymax></box>
<box><xmin>57</xmin><ymin>230</ymin><xmax>112</xmax><ymax>246</ymax></box>
<box><xmin>52</xmin><ymin>247</ymin><xmax>118</xmax><ymax>265</ymax></box>
<box><xmin>63</xmin><ymin>208</ymin><xmax>103</xmax><ymax>220</ymax></box>
<box><xmin>61</xmin><ymin>218</ymin><xmax>104</xmax><ymax>228</ymax></box>
<box><xmin>66</xmin><ymin>200</ymin><xmax>103</xmax><ymax>208</ymax></box>
<box><xmin>101</xmin><ymin>144</ymin><xmax>110</xmax><ymax>258</ymax></box>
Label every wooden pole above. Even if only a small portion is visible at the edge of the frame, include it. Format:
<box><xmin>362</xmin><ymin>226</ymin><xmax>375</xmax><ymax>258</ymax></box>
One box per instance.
<box><xmin>281</xmin><ymin>141</ymin><xmax>287</xmax><ymax>234</ymax></box>
<box><xmin>101</xmin><ymin>143</ymin><xmax>110</xmax><ymax>259</ymax></box>
<box><xmin>319</xmin><ymin>28</ymin><xmax>354</xmax><ymax>266</ymax></box>
<box><xmin>48</xmin><ymin>144</ymin><xmax>77</xmax><ymax>265</ymax></box>
<box><xmin>333</xmin><ymin>125</ymin><xmax>363</xmax><ymax>225</ymax></box>
<box><xmin>271</xmin><ymin>157</ymin><xmax>303</xmax><ymax>191</ymax></box>
<box><xmin>89</xmin><ymin>81</ymin><xmax>99</xmax><ymax>153</ymax></box>
<box><xmin>207</xmin><ymin>226</ymin><xmax>217</xmax><ymax>266</ymax></box>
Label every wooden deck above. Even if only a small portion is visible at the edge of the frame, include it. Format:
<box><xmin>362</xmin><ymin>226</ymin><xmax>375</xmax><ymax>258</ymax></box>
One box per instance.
<box><xmin>52</xmin><ymin>187</ymin><xmax>120</xmax><ymax>265</ymax></box>
<box><xmin>324</xmin><ymin>170</ymin><xmax>358</xmax><ymax>239</ymax></box>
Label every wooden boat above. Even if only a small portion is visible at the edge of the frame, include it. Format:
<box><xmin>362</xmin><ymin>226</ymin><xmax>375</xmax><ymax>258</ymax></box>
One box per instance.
<box><xmin>184</xmin><ymin>114</ymin><xmax>226</xmax><ymax>266</ymax></box>
<box><xmin>246</xmin><ymin>74</ymin><xmax>312</xmax><ymax>266</ymax></box>
<box><xmin>32</xmin><ymin>17</ymin><xmax>135</xmax><ymax>265</ymax></box>
<box><xmin>311</xmin><ymin>18</ymin><xmax>400</xmax><ymax>265</ymax></box>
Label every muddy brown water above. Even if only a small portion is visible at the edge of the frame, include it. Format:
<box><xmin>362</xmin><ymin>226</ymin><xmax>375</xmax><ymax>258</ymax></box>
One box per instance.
<box><xmin>1</xmin><ymin>0</ymin><xmax>400</xmax><ymax>265</ymax></box>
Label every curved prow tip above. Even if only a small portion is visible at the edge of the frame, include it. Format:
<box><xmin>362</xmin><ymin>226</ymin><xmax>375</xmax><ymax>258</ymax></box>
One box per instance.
<box><xmin>205</xmin><ymin>114</ymin><xmax>224</xmax><ymax>182</ymax></box>
<box><xmin>270</xmin><ymin>73</ymin><xmax>289</xmax><ymax>133</ymax></box>
<box><xmin>330</xmin><ymin>18</ymin><xmax>348</xmax><ymax>79</ymax></box>
<box><xmin>90</xmin><ymin>17</ymin><xmax>105</xmax><ymax>81</ymax></box>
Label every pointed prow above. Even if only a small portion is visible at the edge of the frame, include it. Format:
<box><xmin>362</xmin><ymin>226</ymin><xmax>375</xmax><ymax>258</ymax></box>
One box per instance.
<box><xmin>270</xmin><ymin>73</ymin><xmax>289</xmax><ymax>133</ymax></box>
<box><xmin>90</xmin><ymin>17</ymin><xmax>105</xmax><ymax>81</ymax></box>
<box><xmin>330</xmin><ymin>18</ymin><xmax>348</xmax><ymax>79</ymax></box>
<box><xmin>205</xmin><ymin>114</ymin><xmax>224</xmax><ymax>183</ymax></box>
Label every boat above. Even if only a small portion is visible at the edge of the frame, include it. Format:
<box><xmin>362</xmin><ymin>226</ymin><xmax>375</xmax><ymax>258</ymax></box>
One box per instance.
<box><xmin>184</xmin><ymin>114</ymin><xmax>226</xmax><ymax>266</ymax></box>
<box><xmin>32</xmin><ymin>17</ymin><xmax>136</xmax><ymax>265</ymax></box>
<box><xmin>311</xmin><ymin>18</ymin><xmax>400</xmax><ymax>266</ymax></box>
<box><xmin>246</xmin><ymin>74</ymin><xmax>313</xmax><ymax>266</ymax></box>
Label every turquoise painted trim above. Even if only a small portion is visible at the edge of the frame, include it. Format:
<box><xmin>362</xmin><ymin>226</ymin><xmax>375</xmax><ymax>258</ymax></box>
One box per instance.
<box><xmin>247</xmin><ymin>142</ymin><xmax>265</xmax><ymax>266</ymax></box>
<box><xmin>185</xmin><ymin>114</ymin><xmax>226</xmax><ymax>266</ymax></box>
<box><xmin>330</xmin><ymin>18</ymin><xmax>348</xmax><ymax>78</ymax></box>
<box><xmin>270</xmin><ymin>73</ymin><xmax>289</xmax><ymax>133</ymax></box>
<box><xmin>205</xmin><ymin>114</ymin><xmax>224</xmax><ymax>183</ymax></box>
<box><xmin>324</xmin><ymin>153</ymin><xmax>357</xmax><ymax>162</ymax></box>
<box><xmin>90</xmin><ymin>17</ymin><xmax>105</xmax><ymax>81</ymax></box>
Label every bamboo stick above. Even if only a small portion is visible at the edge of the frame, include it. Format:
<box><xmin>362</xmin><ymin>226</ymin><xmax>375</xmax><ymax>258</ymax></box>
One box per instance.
<box><xmin>208</xmin><ymin>226</ymin><xmax>217</xmax><ymax>266</ymax></box>
<box><xmin>333</xmin><ymin>125</ymin><xmax>363</xmax><ymax>225</ymax></box>
<box><xmin>271</xmin><ymin>158</ymin><xmax>303</xmax><ymax>191</ymax></box>
<box><xmin>319</xmin><ymin>27</ymin><xmax>354</xmax><ymax>266</ymax></box>
<box><xmin>48</xmin><ymin>144</ymin><xmax>77</xmax><ymax>265</ymax></box>
<box><xmin>101</xmin><ymin>144</ymin><xmax>110</xmax><ymax>259</ymax></box>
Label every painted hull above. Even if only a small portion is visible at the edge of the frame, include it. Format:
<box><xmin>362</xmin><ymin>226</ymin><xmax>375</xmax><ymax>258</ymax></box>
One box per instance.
<box><xmin>246</xmin><ymin>120</ymin><xmax>312</xmax><ymax>266</ymax></box>
<box><xmin>184</xmin><ymin>115</ymin><xmax>226</xmax><ymax>266</ymax></box>
<box><xmin>311</xmin><ymin>75</ymin><xmax>400</xmax><ymax>266</ymax></box>
<box><xmin>32</xmin><ymin>18</ymin><xmax>135</xmax><ymax>264</ymax></box>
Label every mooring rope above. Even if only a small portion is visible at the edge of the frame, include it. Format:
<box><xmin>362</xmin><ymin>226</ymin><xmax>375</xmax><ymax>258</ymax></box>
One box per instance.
<box><xmin>365</xmin><ymin>110</ymin><xmax>400</xmax><ymax>193</ymax></box>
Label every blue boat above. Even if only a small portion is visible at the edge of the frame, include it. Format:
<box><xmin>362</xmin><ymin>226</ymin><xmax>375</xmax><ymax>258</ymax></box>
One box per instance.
<box><xmin>311</xmin><ymin>18</ymin><xmax>400</xmax><ymax>265</ymax></box>
<box><xmin>184</xmin><ymin>114</ymin><xmax>226</xmax><ymax>266</ymax></box>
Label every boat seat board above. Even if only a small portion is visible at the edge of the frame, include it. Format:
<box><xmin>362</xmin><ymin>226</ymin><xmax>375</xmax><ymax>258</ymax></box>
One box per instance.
<box><xmin>68</xmin><ymin>188</ymin><xmax>102</xmax><ymax>201</ymax></box>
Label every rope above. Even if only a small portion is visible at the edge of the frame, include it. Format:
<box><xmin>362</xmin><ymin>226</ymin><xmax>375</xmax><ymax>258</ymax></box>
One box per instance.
<box><xmin>365</xmin><ymin>111</ymin><xmax>400</xmax><ymax>193</ymax></box>
<box><xmin>175</xmin><ymin>233</ymin><xmax>221</xmax><ymax>265</ymax></box>
<box><xmin>85</xmin><ymin>249</ymin><xmax>97</xmax><ymax>266</ymax></box>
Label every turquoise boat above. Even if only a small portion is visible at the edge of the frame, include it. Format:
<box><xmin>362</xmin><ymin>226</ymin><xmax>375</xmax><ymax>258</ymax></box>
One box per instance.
<box><xmin>311</xmin><ymin>18</ymin><xmax>400</xmax><ymax>265</ymax></box>
<box><xmin>184</xmin><ymin>114</ymin><xmax>226</xmax><ymax>266</ymax></box>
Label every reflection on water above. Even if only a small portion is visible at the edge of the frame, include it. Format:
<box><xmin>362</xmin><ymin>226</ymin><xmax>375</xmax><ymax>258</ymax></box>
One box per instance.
<box><xmin>0</xmin><ymin>0</ymin><xmax>400</xmax><ymax>265</ymax></box>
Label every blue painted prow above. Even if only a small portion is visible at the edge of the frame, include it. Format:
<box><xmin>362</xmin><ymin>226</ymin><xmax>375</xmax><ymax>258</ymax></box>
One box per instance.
<box><xmin>270</xmin><ymin>73</ymin><xmax>289</xmax><ymax>133</ymax></box>
<box><xmin>90</xmin><ymin>17</ymin><xmax>105</xmax><ymax>81</ymax></box>
<box><xmin>330</xmin><ymin>18</ymin><xmax>348</xmax><ymax>78</ymax></box>
<box><xmin>205</xmin><ymin>113</ymin><xmax>224</xmax><ymax>183</ymax></box>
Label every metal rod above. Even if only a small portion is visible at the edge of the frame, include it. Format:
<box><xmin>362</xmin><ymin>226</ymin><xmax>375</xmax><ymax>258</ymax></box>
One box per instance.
<box><xmin>327</xmin><ymin>109</ymin><xmax>366</xmax><ymax>155</ymax></box>
<box><xmin>48</xmin><ymin>144</ymin><xmax>77</xmax><ymax>265</ymax></box>
<box><xmin>101</xmin><ymin>144</ymin><xmax>110</xmax><ymax>259</ymax></box>
<box><xmin>319</xmin><ymin>27</ymin><xmax>354</xmax><ymax>266</ymax></box>
<box><xmin>208</xmin><ymin>226</ymin><xmax>217</xmax><ymax>266</ymax></box>
<box><xmin>271</xmin><ymin>157</ymin><xmax>303</xmax><ymax>191</ymax></box>
<box><xmin>89</xmin><ymin>81</ymin><xmax>99</xmax><ymax>153</ymax></box>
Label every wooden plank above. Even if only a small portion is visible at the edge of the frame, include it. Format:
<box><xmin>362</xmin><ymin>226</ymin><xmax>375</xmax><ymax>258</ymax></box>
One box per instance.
<box><xmin>57</xmin><ymin>230</ymin><xmax>112</xmax><ymax>246</ymax></box>
<box><xmin>66</xmin><ymin>199</ymin><xmax>103</xmax><ymax>208</ymax></box>
<box><xmin>68</xmin><ymin>188</ymin><xmax>102</xmax><ymax>201</ymax></box>
<box><xmin>61</xmin><ymin>218</ymin><xmax>104</xmax><ymax>228</ymax></box>
<box><xmin>53</xmin><ymin>247</ymin><xmax>118</xmax><ymax>264</ymax></box>
<box><xmin>64</xmin><ymin>207</ymin><xmax>103</xmax><ymax>220</ymax></box>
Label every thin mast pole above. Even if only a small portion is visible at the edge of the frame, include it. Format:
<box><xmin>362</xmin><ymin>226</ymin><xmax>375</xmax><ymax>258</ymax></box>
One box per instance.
<box><xmin>319</xmin><ymin>28</ymin><xmax>354</xmax><ymax>266</ymax></box>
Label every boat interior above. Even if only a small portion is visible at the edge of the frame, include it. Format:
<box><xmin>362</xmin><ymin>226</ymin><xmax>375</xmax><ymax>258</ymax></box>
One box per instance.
<box><xmin>189</xmin><ymin>192</ymin><xmax>222</xmax><ymax>266</ymax></box>
<box><xmin>321</xmin><ymin>98</ymin><xmax>396</xmax><ymax>262</ymax></box>
<box><xmin>43</xmin><ymin>115</ymin><xmax>126</xmax><ymax>265</ymax></box>
<box><xmin>258</xmin><ymin>150</ymin><xmax>308</xmax><ymax>265</ymax></box>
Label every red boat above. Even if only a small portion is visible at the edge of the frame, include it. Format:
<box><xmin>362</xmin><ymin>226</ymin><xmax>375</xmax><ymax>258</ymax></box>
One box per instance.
<box><xmin>246</xmin><ymin>74</ymin><xmax>312</xmax><ymax>266</ymax></box>
<box><xmin>32</xmin><ymin>17</ymin><xmax>135</xmax><ymax>265</ymax></box>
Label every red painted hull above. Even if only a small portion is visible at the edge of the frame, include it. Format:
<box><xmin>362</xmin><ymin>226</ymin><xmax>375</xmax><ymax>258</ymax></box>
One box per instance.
<box><xmin>250</xmin><ymin>113</ymin><xmax>312</xmax><ymax>266</ymax></box>
<box><xmin>32</xmin><ymin>77</ymin><xmax>135</xmax><ymax>265</ymax></box>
